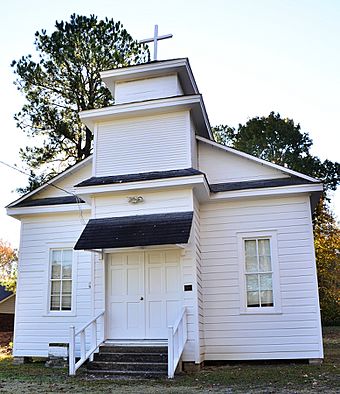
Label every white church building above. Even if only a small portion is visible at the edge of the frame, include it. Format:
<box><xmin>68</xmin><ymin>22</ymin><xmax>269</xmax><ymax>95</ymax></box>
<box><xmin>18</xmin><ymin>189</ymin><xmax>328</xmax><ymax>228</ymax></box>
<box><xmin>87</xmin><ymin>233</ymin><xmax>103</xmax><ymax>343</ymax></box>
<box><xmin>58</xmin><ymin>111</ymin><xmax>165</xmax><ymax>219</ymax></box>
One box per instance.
<box><xmin>7</xmin><ymin>57</ymin><xmax>324</xmax><ymax>377</ymax></box>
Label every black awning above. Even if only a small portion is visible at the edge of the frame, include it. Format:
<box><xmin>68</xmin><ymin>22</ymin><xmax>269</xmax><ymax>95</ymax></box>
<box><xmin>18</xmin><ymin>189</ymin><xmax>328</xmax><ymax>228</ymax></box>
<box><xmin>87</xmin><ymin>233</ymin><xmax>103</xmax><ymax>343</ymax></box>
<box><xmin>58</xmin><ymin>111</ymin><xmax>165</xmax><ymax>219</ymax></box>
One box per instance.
<box><xmin>74</xmin><ymin>211</ymin><xmax>193</xmax><ymax>250</ymax></box>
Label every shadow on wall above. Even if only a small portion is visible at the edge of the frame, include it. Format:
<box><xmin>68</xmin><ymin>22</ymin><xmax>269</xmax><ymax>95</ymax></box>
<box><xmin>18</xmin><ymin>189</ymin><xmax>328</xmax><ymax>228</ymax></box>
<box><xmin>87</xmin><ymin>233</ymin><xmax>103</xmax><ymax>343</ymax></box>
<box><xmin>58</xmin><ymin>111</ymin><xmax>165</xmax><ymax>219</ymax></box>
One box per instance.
<box><xmin>0</xmin><ymin>314</ymin><xmax>14</xmax><ymax>332</ymax></box>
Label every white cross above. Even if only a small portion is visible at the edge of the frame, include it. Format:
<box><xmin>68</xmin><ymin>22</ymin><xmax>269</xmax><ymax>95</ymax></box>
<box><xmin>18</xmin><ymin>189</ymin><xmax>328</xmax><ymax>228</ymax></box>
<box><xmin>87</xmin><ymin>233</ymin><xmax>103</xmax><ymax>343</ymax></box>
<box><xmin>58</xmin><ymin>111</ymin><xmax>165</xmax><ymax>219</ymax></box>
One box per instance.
<box><xmin>139</xmin><ymin>25</ymin><xmax>173</xmax><ymax>61</ymax></box>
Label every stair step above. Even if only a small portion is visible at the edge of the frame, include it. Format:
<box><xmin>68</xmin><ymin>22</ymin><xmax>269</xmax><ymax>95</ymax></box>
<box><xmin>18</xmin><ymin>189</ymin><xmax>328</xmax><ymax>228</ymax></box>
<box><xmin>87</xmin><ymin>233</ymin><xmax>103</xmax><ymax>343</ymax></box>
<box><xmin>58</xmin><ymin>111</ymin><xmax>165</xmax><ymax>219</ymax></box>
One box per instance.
<box><xmin>87</xmin><ymin>344</ymin><xmax>169</xmax><ymax>378</ymax></box>
<box><xmin>87</xmin><ymin>369</ymin><xmax>167</xmax><ymax>378</ymax></box>
<box><xmin>94</xmin><ymin>352</ymin><xmax>167</xmax><ymax>363</ymax></box>
<box><xmin>87</xmin><ymin>361</ymin><xmax>167</xmax><ymax>372</ymax></box>
<box><xmin>99</xmin><ymin>345</ymin><xmax>168</xmax><ymax>354</ymax></box>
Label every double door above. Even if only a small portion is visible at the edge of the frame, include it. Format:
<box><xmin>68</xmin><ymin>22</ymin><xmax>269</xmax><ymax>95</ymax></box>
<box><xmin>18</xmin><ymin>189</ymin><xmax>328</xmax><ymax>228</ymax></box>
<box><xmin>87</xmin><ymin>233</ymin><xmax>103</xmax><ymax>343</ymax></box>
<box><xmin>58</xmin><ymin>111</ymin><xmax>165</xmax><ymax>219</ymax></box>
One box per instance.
<box><xmin>106</xmin><ymin>250</ymin><xmax>182</xmax><ymax>339</ymax></box>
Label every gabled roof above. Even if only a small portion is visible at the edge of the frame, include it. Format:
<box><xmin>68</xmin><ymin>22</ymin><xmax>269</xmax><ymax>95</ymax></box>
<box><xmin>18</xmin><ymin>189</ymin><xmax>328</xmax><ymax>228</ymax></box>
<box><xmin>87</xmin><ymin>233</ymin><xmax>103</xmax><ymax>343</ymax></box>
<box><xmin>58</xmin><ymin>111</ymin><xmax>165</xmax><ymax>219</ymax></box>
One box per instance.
<box><xmin>0</xmin><ymin>285</ymin><xmax>12</xmax><ymax>303</ymax></box>
<box><xmin>6</xmin><ymin>156</ymin><xmax>92</xmax><ymax>209</ymax></box>
<box><xmin>197</xmin><ymin>136</ymin><xmax>321</xmax><ymax>184</ymax></box>
<box><xmin>12</xmin><ymin>196</ymin><xmax>85</xmax><ymax>208</ymax></box>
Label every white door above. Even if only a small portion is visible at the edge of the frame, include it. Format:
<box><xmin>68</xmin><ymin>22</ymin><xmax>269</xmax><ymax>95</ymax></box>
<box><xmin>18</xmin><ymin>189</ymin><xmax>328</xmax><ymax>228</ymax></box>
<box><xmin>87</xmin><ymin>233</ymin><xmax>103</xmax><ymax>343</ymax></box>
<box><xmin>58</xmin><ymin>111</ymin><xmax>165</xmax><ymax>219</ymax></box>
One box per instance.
<box><xmin>107</xmin><ymin>252</ymin><xmax>145</xmax><ymax>339</ymax></box>
<box><xmin>145</xmin><ymin>250</ymin><xmax>182</xmax><ymax>338</ymax></box>
<box><xmin>107</xmin><ymin>250</ymin><xmax>182</xmax><ymax>339</ymax></box>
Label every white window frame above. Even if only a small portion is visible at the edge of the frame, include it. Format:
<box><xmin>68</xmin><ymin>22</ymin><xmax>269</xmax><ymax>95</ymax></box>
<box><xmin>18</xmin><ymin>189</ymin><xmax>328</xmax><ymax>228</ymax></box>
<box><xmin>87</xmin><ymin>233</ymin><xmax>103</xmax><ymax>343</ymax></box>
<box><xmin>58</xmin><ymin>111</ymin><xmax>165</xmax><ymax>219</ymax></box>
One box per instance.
<box><xmin>45</xmin><ymin>244</ymin><xmax>77</xmax><ymax>316</ymax></box>
<box><xmin>237</xmin><ymin>230</ymin><xmax>281</xmax><ymax>314</ymax></box>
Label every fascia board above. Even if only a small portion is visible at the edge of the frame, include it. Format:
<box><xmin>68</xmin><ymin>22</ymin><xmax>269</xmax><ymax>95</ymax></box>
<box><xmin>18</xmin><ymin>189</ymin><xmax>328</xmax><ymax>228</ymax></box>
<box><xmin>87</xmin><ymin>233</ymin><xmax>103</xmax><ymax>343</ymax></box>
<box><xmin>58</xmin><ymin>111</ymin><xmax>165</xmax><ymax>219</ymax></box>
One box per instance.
<box><xmin>74</xmin><ymin>175</ymin><xmax>206</xmax><ymax>196</ymax></box>
<box><xmin>6</xmin><ymin>156</ymin><xmax>93</xmax><ymax>209</ymax></box>
<box><xmin>100</xmin><ymin>59</ymin><xmax>199</xmax><ymax>96</ymax></box>
<box><xmin>197</xmin><ymin>136</ymin><xmax>321</xmax><ymax>183</ymax></box>
<box><xmin>6</xmin><ymin>203</ymin><xmax>91</xmax><ymax>218</ymax></box>
<box><xmin>80</xmin><ymin>95</ymin><xmax>201</xmax><ymax>128</ymax></box>
<box><xmin>100</xmin><ymin>59</ymin><xmax>189</xmax><ymax>80</ymax></box>
<box><xmin>209</xmin><ymin>183</ymin><xmax>324</xmax><ymax>201</ymax></box>
<box><xmin>102</xmin><ymin>244</ymin><xmax>186</xmax><ymax>254</ymax></box>
<box><xmin>0</xmin><ymin>293</ymin><xmax>15</xmax><ymax>305</ymax></box>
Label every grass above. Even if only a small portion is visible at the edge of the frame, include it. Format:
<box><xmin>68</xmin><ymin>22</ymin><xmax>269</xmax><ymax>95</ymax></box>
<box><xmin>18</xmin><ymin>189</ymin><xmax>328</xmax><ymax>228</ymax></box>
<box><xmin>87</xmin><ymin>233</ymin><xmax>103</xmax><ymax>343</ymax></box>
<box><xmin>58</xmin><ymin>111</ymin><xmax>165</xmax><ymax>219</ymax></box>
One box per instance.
<box><xmin>0</xmin><ymin>327</ymin><xmax>339</xmax><ymax>393</ymax></box>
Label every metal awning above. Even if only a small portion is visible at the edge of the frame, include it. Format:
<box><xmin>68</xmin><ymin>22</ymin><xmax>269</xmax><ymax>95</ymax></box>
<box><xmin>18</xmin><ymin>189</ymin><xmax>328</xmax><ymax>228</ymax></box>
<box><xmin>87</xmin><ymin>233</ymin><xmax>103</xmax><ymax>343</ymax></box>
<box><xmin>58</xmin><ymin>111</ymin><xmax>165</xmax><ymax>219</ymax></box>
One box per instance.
<box><xmin>74</xmin><ymin>211</ymin><xmax>193</xmax><ymax>250</ymax></box>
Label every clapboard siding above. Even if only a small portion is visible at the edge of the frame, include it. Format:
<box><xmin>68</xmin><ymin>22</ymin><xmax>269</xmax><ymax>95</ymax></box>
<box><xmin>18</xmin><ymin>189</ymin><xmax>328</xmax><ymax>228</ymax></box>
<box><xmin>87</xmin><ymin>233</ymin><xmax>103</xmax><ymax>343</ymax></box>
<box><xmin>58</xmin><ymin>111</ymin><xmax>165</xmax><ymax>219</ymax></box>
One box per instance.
<box><xmin>200</xmin><ymin>195</ymin><xmax>323</xmax><ymax>361</ymax></box>
<box><xmin>95</xmin><ymin>111</ymin><xmax>191</xmax><ymax>177</ymax></box>
<box><xmin>115</xmin><ymin>75</ymin><xmax>182</xmax><ymax>104</ymax></box>
<box><xmin>36</xmin><ymin>160</ymin><xmax>92</xmax><ymax>198</ymax></box>
<box><xmin>198</xmin><ymin>141</ymin><xmax>288</xmax><ymax>184</ymax></box>
<box><xmin>94</xmin><ymin>189</ymin><xmax>193</xmax><ymax>218</ymax></box>
<box><xmin>181</xmin><ymin>226</ymin><xmax>198</xmax><ymax>362</ymax></box>
<box><xmin>190</xmin><ymin>119</ymin><xmax>198</xmax><ymax>169</ymax></box>
<box><xmin>193</xmin><ymin>196</ymin><xmax>205</xmax><ymax>362</ymax></box>
<box><xmin>14</xmin><ymin>213</ymin><xmax>92</xmax><ymax>357</ymax></box>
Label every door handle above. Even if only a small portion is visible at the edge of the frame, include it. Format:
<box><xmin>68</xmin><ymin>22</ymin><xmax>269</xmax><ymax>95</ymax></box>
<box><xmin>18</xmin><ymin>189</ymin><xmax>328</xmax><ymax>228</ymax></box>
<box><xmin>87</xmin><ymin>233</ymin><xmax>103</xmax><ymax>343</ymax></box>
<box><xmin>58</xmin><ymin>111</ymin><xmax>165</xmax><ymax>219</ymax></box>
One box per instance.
<box><xmin>140</xmin><ymin>296</ymin><xmax>144</xmax><ymax>301</ymax></box>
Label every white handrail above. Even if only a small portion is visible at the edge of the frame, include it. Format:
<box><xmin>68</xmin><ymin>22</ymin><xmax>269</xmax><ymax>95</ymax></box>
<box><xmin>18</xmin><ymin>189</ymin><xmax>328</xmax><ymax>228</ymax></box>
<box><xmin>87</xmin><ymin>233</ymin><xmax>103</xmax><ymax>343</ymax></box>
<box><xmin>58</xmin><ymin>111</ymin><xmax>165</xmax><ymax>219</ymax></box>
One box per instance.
<box><xmin>168</xmin><ymin>307</ymin><xmax>187</xmax><ymax>378</ymax></box>
<box><xmin>69</xmin><ymin>310</ymin><xmax>105</xmax><ymax>375</ymax></box>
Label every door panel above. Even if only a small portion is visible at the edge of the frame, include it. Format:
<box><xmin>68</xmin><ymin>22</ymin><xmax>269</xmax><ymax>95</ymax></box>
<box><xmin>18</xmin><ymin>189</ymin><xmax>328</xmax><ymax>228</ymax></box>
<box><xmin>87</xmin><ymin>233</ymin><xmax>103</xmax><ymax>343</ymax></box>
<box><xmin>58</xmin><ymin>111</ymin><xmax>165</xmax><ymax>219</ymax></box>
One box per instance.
<box><xmin>145</xmin><ymin>250</ymin><xmax>182</xmax><ymax>338</ymax></box>
<box><xmin>107</xmin><ymin>252</ymin><xmax>145</xmax><ymax>339</ymax></box>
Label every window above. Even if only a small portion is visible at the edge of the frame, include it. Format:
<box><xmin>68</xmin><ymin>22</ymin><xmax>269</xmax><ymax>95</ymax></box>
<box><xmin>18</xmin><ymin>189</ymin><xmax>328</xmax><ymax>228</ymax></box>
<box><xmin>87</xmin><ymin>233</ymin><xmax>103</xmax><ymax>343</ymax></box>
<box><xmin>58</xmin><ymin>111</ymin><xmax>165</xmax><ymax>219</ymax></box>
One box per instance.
<box><xmin>238</xmin><ymin>231</ymin><xmax>281</xmax><ymax>313</ymax></box>
<box><xmin>49</xmin><ymin>249</ymin><xmax>73</xmax><ymax>311</ymax></box>
<box><xmin>244</xmin><ymin>238</ymin><xmax>273</xmax><ymax>308</ymax></box>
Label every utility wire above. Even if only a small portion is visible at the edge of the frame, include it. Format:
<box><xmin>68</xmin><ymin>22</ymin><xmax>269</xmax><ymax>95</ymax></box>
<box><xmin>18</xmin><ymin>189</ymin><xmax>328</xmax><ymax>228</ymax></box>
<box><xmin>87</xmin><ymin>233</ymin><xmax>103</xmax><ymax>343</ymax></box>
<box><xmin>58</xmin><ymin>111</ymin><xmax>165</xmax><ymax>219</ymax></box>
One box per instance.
<box><xmin>0</xmin><ymin>159</ymin><xmax>87</xmax><ymax>225</ymax></box>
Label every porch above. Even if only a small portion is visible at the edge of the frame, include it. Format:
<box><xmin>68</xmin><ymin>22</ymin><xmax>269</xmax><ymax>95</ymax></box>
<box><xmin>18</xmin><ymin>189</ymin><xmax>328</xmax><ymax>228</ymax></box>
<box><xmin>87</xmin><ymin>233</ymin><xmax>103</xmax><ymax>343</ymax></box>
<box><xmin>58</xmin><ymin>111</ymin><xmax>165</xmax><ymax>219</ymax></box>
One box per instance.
<box><xmin>69</xmin><ymin>211</ymin><xmax>197</xmax><ymax>377</ymax></box>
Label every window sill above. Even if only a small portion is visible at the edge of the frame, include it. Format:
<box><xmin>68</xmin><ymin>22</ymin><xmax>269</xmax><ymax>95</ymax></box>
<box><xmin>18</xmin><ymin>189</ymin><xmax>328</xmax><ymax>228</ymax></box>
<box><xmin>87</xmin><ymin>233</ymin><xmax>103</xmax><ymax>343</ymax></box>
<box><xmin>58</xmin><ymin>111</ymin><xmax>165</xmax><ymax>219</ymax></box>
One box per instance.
<box><xmin>240</xmin><ymin>309</ymin><xmax>282</xmax><ymax>315</ymax></box>
<box><xmin>44</xmin><ymin>311</ymin><xmax>76</xmax><ymax>317</ymax></box>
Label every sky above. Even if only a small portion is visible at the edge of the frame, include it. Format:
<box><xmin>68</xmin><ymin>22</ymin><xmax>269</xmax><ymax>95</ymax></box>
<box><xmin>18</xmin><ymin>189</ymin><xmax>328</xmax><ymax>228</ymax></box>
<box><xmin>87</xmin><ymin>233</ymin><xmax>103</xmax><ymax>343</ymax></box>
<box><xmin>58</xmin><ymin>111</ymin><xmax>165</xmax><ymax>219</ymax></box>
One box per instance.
<box><xmin>0</xmin><ymin>0</ymin><xmax>339</xmax><ymax>248</ymax></box>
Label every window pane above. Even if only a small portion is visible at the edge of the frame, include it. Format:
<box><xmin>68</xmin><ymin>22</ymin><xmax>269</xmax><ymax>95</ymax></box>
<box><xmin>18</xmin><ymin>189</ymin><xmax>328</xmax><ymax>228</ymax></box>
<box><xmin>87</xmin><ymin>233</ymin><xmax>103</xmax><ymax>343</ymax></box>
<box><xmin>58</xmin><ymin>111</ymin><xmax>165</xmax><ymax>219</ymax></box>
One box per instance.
<box><xmin>52</xmin><ymin>250</ymin><xmax>62</xmax><ymax>264</ymax></box>
<box><xmin>62</xmin><ymin>280</ymin><xmax>72</xmax><ymax>295</ymax></box>
<box><xmin>50</xmin><ymin>295</ymin><xmax>60</xmax><ymax>311</ymax></box>
<box><xmin>245</xmin><ymin>256</ymin><xmax>258</xmax><ymax>272</ymax></box>
<box><xmin>51</xmin><ymin>250</ymin><xmax>62</xmax><ymax>279</ymax></box>
<box><xmin>247</xmin><ymin>291</ymin><xmax>260</xmax><ymax>307</ymax></box>
<box><xmin>259</xmin><ymin>255</ymin><xmax>272</xmax><ymax>271</ymax></box>
<box><xmin>246</xmin><ymin>274</ymin><xmax>259</xmax><ymax>291</ymax></box>
<box><xmin>51</xmin><ymin>280</ymin><xmax>61</xmax><ymax>296</ymax></box>
<box><xmin>261</xmin><ymin>290</ymin><xmax>273</xmax><ymax>307</ymax></box>
<box><xmin>258</xmin><ymin>239</ymin><xmax>270</xmax><ymax>256</ymax></box>
<box><xmin>51</xmin><ymin>264</ymin><xmax>61</xmax><ymax>279</ymax></box>
<box><xmin>62</xmin><ymin>262</ymin><xmax>72</xmax><ymax>279</ymax></box>
<box><xmin>245</xmin><ymin>240</ymin><xmax>257</xmax><ymax>257</ymax></box>
<box><xmin>63</xmin><ymin>250</ymin><xmax>72</xmax><ymax>263</ymax></box>
<box><xmin>260</xmin><ymin>273</ymin><xmax>273</xmax><ymax>291</ymax></box>
<box><xmin>62</xmin><ymin>296</ymin><xmax>72</xmax><ymax>310</ymax></box>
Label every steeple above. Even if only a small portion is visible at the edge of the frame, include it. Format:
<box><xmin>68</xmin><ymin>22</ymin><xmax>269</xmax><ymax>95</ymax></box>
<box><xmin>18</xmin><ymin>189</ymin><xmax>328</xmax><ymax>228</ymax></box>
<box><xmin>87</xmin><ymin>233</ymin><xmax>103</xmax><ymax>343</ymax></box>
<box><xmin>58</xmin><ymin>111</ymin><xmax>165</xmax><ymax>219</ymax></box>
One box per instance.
<box><xmin>100</xmin><ymin>58</ymin><xmax>199</xmax><ymax>104</ymax></box>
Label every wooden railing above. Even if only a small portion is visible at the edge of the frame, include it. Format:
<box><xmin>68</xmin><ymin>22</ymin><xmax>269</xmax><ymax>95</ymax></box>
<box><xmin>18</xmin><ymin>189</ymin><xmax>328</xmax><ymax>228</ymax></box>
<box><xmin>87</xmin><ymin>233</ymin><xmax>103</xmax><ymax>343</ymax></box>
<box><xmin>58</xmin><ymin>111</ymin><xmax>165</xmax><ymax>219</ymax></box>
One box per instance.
<box><xmin>168</xmin><ymin>307</ymin><xmax>187</xmax><ymax>378</ymax></box>
<box><xmin>69</xmin><ymin>310</ymin><xmax>105</xmax><ymax>375</ymax></box>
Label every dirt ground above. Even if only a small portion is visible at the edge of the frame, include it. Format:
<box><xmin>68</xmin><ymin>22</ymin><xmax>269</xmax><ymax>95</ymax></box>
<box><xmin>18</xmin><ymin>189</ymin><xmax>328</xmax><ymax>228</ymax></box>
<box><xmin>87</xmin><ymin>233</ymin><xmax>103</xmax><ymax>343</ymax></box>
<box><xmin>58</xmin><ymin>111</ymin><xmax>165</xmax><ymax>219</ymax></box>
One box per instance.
<box><xmin>0</xmin><ymin>327</ymin><xmax>339</xmax><ymax>393</ymax></box>
<box><xmin>0</xmin><ymin>332</ymin><xmax>12</xmax><ymax>345</ymax></box>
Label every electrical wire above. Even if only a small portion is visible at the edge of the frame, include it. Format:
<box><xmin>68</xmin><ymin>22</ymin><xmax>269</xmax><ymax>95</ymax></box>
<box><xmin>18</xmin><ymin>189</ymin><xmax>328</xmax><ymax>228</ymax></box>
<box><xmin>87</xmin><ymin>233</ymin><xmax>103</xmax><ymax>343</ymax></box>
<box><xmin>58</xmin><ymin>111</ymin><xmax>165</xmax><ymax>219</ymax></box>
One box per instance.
<box><xmin>0</xmin><ymin>159</ymin><xmax>87</xmax><ymax>225</ymax></box>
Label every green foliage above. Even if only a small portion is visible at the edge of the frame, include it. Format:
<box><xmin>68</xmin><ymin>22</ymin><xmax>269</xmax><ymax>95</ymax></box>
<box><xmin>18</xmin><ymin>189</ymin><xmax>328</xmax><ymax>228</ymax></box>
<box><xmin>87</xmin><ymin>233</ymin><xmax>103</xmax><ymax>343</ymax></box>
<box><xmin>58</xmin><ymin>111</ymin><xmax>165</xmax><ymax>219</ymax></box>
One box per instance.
<box><xmin>212</xmin><ymin>112</ymin><xmax>339</xmax><ymax>191</ymax></box>
<box><xmin>12</xmin><ymin>14</ymin><xmax>150</xmax><ymax>193</ymax></box>
<box><xmin>0</xmin><ymin>240</ymin><xmax>17</xmax><ymax>293</ymax></box>
<box><xmin>212</xmin><ymin>124</ymin><xmax>235</xmax><ymax>145</ymax></box>
<box><xmin>314</xmin><ymin>200</ymin><xmax>340</xmax><ymax>326</ymax></box>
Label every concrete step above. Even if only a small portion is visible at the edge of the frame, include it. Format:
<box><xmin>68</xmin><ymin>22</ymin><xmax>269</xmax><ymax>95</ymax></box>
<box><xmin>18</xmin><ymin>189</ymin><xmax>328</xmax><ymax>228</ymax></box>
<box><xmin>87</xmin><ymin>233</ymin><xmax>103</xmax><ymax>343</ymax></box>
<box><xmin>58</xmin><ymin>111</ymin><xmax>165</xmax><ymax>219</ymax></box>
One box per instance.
<box><xmin>87</xmin><ymin>369</ymin><xmax>167</xmax><ymax>378</ymax></box>
<box><xmin>87</xmin><ymin>344</ymin><xmax>168</xmax><ymax>378</ymax></box>
<box><xmin>94</xmin><ymin>351</ymin><xmax>168</xmax><ymax>363</ymax></box>
<box><xmin>87</xmin><ymin>360</ymin><xmax>167</xmax><ymax>372</ymax></box>
<box><xmin>99</xmin><ymin>345</ymin><xmax>168</xmax><ymax>354</ymax></box>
